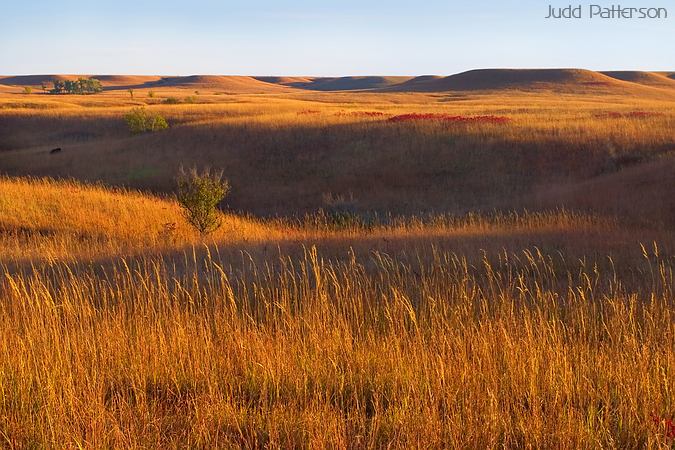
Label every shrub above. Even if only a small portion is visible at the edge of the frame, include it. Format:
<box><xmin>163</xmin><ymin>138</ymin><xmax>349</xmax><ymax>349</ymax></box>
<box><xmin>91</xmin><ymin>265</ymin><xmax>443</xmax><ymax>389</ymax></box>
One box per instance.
<box><xmin>176</xmin><ymin>168</ymin><xmax>230</xmax><ymax>235</ymax></box>
<box><xmin>162</xmin><ymin>97</ymin><xmax>180</xmax><ymax>105</ymax></box>
<box><xmin>23</xmin><ymin>86</ymin><xmax>33</xmax><ymax>94</ymax></box>
<box><xmin>149</xmin><ymin>114</ymin><xmax>169</xmax><ymax>132</ymax></box>
<box><xmin>148</xmin><ymin>91</ymin><xmax>155</xmax><ymax>98</ymax></box>
<box><xmin>124</xmin><ymin>107</ymin><xmax>169</xmax><ymax>134</ymax></box>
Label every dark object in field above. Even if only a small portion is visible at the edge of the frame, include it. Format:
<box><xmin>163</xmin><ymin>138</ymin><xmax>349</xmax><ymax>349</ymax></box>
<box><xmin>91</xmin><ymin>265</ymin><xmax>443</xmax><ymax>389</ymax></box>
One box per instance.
<box><xmin>49</xmin><ymin>148</ymin><xmax>62</xmax><ymax>154</ymax></box>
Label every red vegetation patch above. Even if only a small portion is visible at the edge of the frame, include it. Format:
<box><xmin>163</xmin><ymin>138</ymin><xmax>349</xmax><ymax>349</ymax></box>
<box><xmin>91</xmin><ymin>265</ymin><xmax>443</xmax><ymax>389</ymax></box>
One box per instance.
<box><xmin>652</xmin><ymin>414</ymin><xmax>675</xmax><ymax>440</ymax></box>
<box><xmin>387</xmin><ymin>113</ymin><xmax>511</xmax><ymax>124</ymax></box>
<box><xmin>335</xmin><ymin>111</ymin><xmax>388</xmax><ymax>117</ymax></box>
<box><xmin>297</xmin><ymin>110</ymin><xmax>321</xmax><ymax>115</ymax></box>
<box><xmin>595</xmin><ymin>111</ymin><xmax>664</xmax><ymax>119</ymax></box>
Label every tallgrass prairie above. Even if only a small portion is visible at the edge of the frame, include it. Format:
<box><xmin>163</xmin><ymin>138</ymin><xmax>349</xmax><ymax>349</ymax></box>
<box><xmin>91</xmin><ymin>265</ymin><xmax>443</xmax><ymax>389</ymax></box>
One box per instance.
<box><xmin>0</xmin><ymin>74</ymin><xmax>674</xmax><ymax>447</ymax></box>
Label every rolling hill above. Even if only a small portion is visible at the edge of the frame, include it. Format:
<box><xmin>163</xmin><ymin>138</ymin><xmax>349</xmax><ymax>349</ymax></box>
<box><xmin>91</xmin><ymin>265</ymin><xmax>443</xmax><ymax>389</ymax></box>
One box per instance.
<box><xmin>3</xmin><ymin>70</ymin><xmax>674</xmax><ymax>94</ymax></box>
<box><xmin>150</xmin><ymin>75</ymin><xmax>292</xmax><ymax>93</ymax></box>
<box><xmin>256</xmin><ymin>76</ymin><xmax>414</xmax><ymax>91</ymax></box>
<box><xmin>387</xmin><ymin>69</ymin><xmax>658</xmax><ymax>93</ymax></box>
<box><xmin>602</xmin><ymin>71</ymin><xmax>675</xmax><ymax>88</ymax></box>
<box><xmin>0</xmin><ymin>74</ymin><xmax>162</xmax><ymax>87</ymax></box>
<box><xmin>0</xmin><ymin>74</ymin><xmax>292</xmax><ymax>94</ymax></box>
<box><xmin>254</xmin><ymin>76</ymin><xmax>316</xmax><ymax>86</ymax></box>
<box><xmin>0</xmin><ymin>75</ymin><xmax>82</xmax><ymax>86</ymax></box>
<box><xmin>531</xmin><ymin>156</ymin><xmax>675</xmax><ymax>227</ymax></box>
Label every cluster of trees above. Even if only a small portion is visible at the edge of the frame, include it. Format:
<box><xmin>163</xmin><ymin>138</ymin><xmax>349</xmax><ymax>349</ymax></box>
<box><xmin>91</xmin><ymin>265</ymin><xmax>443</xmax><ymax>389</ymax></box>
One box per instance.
<box><xmin>50</xmin><ymin>78</ymin><xmax>102</xmax><ymax>94</ymax></box>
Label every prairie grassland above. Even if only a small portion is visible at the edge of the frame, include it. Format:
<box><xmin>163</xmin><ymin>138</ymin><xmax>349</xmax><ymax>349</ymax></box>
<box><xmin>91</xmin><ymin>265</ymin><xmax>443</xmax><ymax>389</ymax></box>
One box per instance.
<box><xmin>0</xmin><ymin>86</ymin><xmax>674</xmax><ymax>447</ymax></box>
<box><xmin>1</xmin><ymin>88</ymin><xmax>674</xmax><ymax>219</ymax></box>
<box><xmin>0</xmin><ymin>177</ymin><xmax>674</xmax><ymax>448</ymax></box>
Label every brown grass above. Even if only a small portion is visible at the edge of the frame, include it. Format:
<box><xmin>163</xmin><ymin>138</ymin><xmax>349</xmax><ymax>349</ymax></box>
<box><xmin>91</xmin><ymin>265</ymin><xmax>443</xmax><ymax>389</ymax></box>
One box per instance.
<box><xmin>0</xmin><ymin>85</ymin><xmax>673</xmax><ymax>221</ymax></box>
<box><xmin>0</xmin><ymin>177</ymin><xmax>673</xmax><ymax>447</ymax></box>
<box><xmin>0</xmin><ymin>81</ymin><xmax>674</xmax><ymax>447</ymax></box>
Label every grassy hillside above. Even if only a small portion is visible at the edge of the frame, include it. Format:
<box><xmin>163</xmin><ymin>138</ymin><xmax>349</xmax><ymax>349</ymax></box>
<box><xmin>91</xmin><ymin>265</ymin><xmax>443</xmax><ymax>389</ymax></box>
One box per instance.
<box><xmin>0</xmin><ymin>177</ymin><xmax>278</xmax><ymax>263</ymax></box>
<box><xmin>5</xmin><ymin>176</ymin><xmax>659</xmax><ymax>265</ymax></box>
<box><xmin>389</xmin><ymin>69</ymin><xmax>675</xmax><ymax>95</ymax></box>
<box><xmin>0</xmin><ymin>177</ymin><xmax>673</xmax><ymax>448</ymax></box>
<box><xmin>602</xmin><ymin>71</ymin><xmax>675</xmax><ymax>88</ymax></box>
<box><xmin>0</xmin><ymin>86</ymin><xmax>673</xmax><ymax>224</ymax></box>
<box><xmin>267</xmin><ymin>76</ymin><xmax>414</xmax><ymax>91</ymax></box>
<box><xmin>4</xmin><ymin>69</ymin><xmax>674</xmax><ymax>93</ymax></box>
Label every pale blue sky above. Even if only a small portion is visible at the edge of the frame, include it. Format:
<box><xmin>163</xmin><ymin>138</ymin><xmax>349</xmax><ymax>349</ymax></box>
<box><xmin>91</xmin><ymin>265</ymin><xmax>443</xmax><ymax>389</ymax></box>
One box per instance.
<box><xmin>1</xmin><ymin>0</ymin><xmax>672</xmax><ymax>75</ymax></box>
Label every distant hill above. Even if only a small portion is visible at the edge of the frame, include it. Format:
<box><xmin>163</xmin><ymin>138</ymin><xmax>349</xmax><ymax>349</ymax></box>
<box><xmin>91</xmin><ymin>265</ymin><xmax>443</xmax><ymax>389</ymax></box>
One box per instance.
<box><xmin>0</xmin><ymin>75</ymin><xmax>161</xmax><ymax>87</ymax></box>
<box><xmin>602</xmin><ymin>71</ymin><xmax>675</xmax><ymax>88</ymax></box>
<box><xmin>254</xmin><ymin>76</ymin><xmax>315</xmax><ymax>86</ymax></box>
<box><xmin>384</xmin><ymin>75</ymin><xmax>441</xmax><ymax>91</ymax></box>
<box><xmin>256</xmin><ymin>76</ymin><xmax>414</xmax><ymax>91</ymax></box>
<box><xmin>2</xmin><ymin>70</ymin><xmax>674</xmax><ymax>94</ymax></box>
<box><xmin>0</xmin><ymin>75</ymin><xmax>80</xmax><ymax>86</ymax></box>
<box><xmin>0</xmin><ymin>74</ymin><xmax>291</xmax><ymax>94</ymax></box>
<box><xmin>92</xmin><ymin>75</ymin><xmax>163</xmax><ymax>86</ymax></box>
<box><xmin>387</xmin><ymin>69</ymin><xmax>643</xmax><ymax>92</ymax></box>
<box><xmin>151</xmin><ymin>75</ymin><xmax>291</xmax><ymax>93</ymax></box>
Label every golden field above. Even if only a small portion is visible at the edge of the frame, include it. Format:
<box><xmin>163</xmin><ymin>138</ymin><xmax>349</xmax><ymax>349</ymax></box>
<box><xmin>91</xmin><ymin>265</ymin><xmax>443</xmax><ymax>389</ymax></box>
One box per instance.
<box><xmin>0</xmin><ymin>73</ymin><xmax>674</xmax><ymax>448</ymax></box>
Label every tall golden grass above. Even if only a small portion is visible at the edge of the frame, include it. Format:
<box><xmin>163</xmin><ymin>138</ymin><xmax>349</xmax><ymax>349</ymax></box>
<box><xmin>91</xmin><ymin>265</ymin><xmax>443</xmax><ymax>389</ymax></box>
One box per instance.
<box><xmin>0</xmin><ymin>177</ymin><xmax>673</xmax><ymax>448</ymax></box>
<box><xmin>1</xmin><ymin>243</ymin><xmax>673</xmax><ymax>448</ymax></box>
<box><xmin>0</xmin><ymin>83</ymin><xmax>674</xmax><ymax>447</ymax></box>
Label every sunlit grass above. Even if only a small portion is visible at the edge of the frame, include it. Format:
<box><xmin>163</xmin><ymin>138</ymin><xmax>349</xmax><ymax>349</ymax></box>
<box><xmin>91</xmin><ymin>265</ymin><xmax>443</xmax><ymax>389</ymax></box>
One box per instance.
<box><xmin>0</xmin><ymin>85</ymin><xmax>673</xmax><ymax>447</ymax></box>
<box><xmin>1</xmin><ymin>238</ymin><xmax>673</xmax><ymax>447</ymax></box>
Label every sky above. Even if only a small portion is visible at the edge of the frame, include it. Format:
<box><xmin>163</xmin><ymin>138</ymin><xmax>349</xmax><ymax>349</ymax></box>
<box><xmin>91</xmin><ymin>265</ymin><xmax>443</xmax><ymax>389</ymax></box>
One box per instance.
<box><xmin>1</xmin><ymin>0</ymin><xmax>673</xmax><ymax>76</ymax></box>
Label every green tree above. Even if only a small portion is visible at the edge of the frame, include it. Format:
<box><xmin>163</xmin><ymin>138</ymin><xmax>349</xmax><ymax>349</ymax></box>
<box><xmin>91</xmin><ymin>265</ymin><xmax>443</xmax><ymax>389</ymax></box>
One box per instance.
<box><xmin>51</xmin><ymin>78</ymin><xmax>102</xmax><ymax>94</ymax></box>
<box><xmin>176</xmin><ymin>168</ymin><xmax>230</xmax><ymax>235</ymax></box>
<box><xmin>64</xmin><ymin>80</ymin><xmax>78</xmax><ymax>93</ymax></box>
<box><xmin>51</xmin><ymin>80</ymin><xmax>65</xmax><ymax>94</ymax></box>
<box><xmin>78</xmin><ymin>78</ymin><xmax>102</xmax><ymax>94</ymax></box>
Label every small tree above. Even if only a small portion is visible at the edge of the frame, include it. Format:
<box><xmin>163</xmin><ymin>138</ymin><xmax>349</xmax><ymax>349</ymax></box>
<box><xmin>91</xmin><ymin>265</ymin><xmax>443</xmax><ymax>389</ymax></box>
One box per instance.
<box><xmin>148</xmin><ymin>91</ymin><xmax>155</xmax><ymax>98</ymax></box>
<box><xmin>128</xmin><ymin>88</ymin><xmax>134</xmax><ymax>99</ymax></box>
<box><xmin>23</xmin><ymin>86</ymin><xmax>32</xmax><ymax>94</ymax></box>
<box><xmin>176</xmin><ymin>167</ymin><xmax>230</xmax><ymax>235</ymax></box>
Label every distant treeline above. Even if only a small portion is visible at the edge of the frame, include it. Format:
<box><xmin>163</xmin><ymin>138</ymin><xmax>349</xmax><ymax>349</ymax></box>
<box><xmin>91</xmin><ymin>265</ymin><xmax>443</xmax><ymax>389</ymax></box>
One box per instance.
<box><xmin>50</xmin><ymin>78</ymin><xmax>102</xmax><ymax>94</ymax></box>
